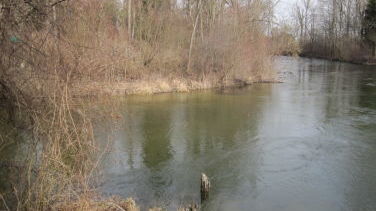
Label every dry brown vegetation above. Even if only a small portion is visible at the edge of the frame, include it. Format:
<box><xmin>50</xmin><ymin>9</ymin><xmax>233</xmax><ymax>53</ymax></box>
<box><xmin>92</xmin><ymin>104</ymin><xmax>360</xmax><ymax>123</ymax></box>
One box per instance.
<box><xmin>292</xmin><ymin>0</ymin><xmax>374</xmax><ymax>63</ymax></box>
<box><xmin>55</xmin><ymin>196</ymin><xmax>140</xmax><ymax>211</ymax></box>
<box><xmin>0</xmin><ymin>0</ymin><xmax>279</xmax><ymax>210</ymax></box>
<box><xmin>61</xmin><ymin>0</ymin><xmax>278</xmax><ymax>90</ymax></box>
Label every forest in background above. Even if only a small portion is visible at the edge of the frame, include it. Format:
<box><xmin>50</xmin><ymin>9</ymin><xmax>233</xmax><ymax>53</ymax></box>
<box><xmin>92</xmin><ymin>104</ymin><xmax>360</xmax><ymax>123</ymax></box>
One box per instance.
<box><xmin>292</xmin><ymin>0</ymin><xmax>376</xmax><ymax>63</ymax></box>
<box><xmin>0</xmin><ymin>0</ymin><xmax>375</xmax><ymax>210</ymax></box>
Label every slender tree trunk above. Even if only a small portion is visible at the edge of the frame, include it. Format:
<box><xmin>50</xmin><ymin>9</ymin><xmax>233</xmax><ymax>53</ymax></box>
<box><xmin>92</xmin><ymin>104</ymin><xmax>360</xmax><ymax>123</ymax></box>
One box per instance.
<box><xmin>187</xmin><ymin>0</ymin><xmax>202</xmax><ymax>74</ymax></box>
<box><xmin>128</xmin><ymin>0</ymin><xmax>132</xmax><ymax>39</ymax></box>
<box><xmin>331</xmin><ymin>0</ymin><xmax>337</xmax><ymax>58</ymax></box>
<box><xmin>200</xmin><ymin>8</ymin><xmax>204</xmax><ymax>42</ymax></box>
<box><xmin>52</xmin><ymin>5</ymin><xmax>62</xmax><ymax>65</ymax></box>
<box><xmin>132</xmin><ymin>5</ymin><xmax>135</xmax><ymax>40</ymax></box>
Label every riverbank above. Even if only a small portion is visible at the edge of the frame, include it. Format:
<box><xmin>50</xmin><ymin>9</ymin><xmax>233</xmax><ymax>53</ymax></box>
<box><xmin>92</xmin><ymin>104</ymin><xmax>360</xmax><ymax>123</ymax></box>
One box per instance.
<box><xmin>56</xmin><ymin>197</ymin><xmax>139</xmax><ymax>211</ymax></box>
<box><xmin>71</xmin><ymin>76</ymin><xmax>280</xmax><ymax>97</ymax></box>
<box><xmin>299</xmin><ymin>53</ymin><xmax>376</xmax><ymax>66</ymax></box>
<box><xmin>56</xmin><ymin>197</ymin><xmax>197</xmax><ymax>211</ymax></box>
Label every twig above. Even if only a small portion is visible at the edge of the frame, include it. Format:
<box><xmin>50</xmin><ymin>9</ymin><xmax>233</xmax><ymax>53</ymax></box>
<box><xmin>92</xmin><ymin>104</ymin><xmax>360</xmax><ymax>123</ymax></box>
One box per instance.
<box><xmin>106</xmin><ymin>202</ymin><xmax>126</xmax><ymax>211</ymax></box>
<box><xmin>51</xmin><ymin>0</ymin><xmax>69</xmax><ymax>7</ymax></box>
<box><xmin>0</xmin><ymin>193</ymin><xmax>11</xmax><ymax>211</ymax></box>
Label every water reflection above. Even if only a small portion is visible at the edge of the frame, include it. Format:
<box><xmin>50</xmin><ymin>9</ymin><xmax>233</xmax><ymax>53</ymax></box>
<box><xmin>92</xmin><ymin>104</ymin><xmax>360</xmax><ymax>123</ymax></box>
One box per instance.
<box><xmin>98</xmin><ymin>57</ymin><xmax>376</xmax><ymax>211</ymax></box>
<box><xmin>0</xmin><ymin>122</ymin><xmax>30</xmax><ymax>210</ymax></box>
<box><xmin>141</xmin><ymin>106</ymin><xmax>172</xmax><ymax>169</ymax></box>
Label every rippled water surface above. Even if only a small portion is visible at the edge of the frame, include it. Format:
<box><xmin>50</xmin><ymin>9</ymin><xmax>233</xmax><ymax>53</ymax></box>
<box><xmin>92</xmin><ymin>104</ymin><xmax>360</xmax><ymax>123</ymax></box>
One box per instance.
<box><xmin>97</xmin><ymin>57</ymin><xmax>376</xmax><ymax>211</ymax></box>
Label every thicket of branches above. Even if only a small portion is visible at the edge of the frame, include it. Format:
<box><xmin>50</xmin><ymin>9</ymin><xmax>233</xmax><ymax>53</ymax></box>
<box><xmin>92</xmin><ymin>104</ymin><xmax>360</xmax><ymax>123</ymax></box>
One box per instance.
<box><xmin>66</xmin><ymin>0</ymin><xmax>278</xmax><ymax>82</ymax></box>
<box><xmin>292</xmin><ymin>0</ymin><xmax>374</xmax><ymax>62</ymax></box>
<box><xmin>363</xmin><ymin>0</ymin><xmax>376</xmax><ymax>57</ymax></box>
<box><xmin>0</xmin><ymin>0</ymin><xmax>279</xmax><ymax>210</ymax></box>
<box><xmin>0</xmin><ymin>1</ymin><xmax>99</xmax><ymax>210</ymax></box>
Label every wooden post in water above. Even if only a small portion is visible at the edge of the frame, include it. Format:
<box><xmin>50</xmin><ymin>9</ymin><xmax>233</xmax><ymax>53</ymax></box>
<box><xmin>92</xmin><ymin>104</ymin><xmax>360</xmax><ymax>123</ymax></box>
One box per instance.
<box><xmin>200</xmin><ymin>173</ymin><xmax>211</xmax><ymax>203</ymax></box>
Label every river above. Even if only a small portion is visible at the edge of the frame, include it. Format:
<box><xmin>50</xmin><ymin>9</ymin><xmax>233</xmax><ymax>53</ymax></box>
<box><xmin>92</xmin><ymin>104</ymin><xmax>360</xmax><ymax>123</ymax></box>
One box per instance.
<box><xmin>1</xmin><ymin>57</ymin><xmax>375</xmax><ymax>210</ymax></box>
<box><xmin>95</xmin><ymin>57</ymin><xmax>376</xmax><ymax>210</ymax></box>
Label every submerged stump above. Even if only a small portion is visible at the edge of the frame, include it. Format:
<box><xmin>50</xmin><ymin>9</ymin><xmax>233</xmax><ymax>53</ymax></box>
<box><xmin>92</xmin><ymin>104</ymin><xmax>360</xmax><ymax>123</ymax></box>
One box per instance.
<box><xmin>200</xmin><ymin>173</ymin><xmax>211</xmax><ymax>203</ymax></box>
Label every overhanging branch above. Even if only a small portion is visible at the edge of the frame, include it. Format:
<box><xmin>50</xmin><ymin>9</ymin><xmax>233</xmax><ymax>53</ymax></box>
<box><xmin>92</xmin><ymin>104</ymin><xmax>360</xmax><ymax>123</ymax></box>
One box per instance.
<box><xmin>51</xmin><ymin>0</ymin><xmax>69</xmax><ymax>7</ymax></box>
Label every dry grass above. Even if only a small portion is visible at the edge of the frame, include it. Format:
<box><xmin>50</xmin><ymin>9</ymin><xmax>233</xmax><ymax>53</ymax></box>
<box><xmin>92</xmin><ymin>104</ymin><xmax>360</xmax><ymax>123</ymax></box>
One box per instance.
<box><xmin>55</xmin><ymin>196</ymin><xmax>139</xmax><ymax>211</ymax></box>
<box><xmin>72</xmin><ymin>75</ymin><xmax>280</xmax><ymax>97</ymax></box>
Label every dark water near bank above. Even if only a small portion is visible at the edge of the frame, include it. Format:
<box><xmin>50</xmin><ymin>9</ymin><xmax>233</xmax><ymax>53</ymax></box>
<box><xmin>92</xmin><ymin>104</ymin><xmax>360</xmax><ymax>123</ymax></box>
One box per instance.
<box><xmin>97</xmin><ymin>57</ymin><xmax>376</xmax><ymax>210</ymax></box>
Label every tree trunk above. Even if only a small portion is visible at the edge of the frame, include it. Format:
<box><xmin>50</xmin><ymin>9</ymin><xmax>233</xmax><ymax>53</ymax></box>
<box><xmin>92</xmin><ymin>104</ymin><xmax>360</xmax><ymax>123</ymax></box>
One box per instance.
<box><xmin>187</xmin><ymin>0</ymin><xmax>202</xmax><ymax>74</ymax></box>
<box><xmin>128</xmin><ymin>0</ymin><xmax>132</xmax><ymax>39</ymax></box>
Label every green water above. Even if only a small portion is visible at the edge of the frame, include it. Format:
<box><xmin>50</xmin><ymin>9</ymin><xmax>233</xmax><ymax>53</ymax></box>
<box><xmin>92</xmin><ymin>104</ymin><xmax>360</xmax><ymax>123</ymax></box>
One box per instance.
<box><xmin>1</xmin><ymin>57</ymin><xmax>375</xmax><ymax>210</ymax></box>
<box><xmin>96</xmin><ymin>57</ymin><xmax>376</xmax><ymax>210</ymax></box>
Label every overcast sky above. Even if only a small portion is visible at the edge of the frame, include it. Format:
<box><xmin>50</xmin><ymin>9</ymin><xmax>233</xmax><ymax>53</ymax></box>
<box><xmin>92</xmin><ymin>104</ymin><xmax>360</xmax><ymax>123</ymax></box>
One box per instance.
<box><xmin>173</xmin><ymin>0</ymin><xmax>304</xmax><ymax>22</ymax></box>
<box><xmin>175</xmin><ymin>0</ymin><xmax>301</xmax><ymax>21</ymax></box>
<box><xmin>275</xmin><ymin>0</ymin><xmax>299</xmax><ymax>21</ymax></box>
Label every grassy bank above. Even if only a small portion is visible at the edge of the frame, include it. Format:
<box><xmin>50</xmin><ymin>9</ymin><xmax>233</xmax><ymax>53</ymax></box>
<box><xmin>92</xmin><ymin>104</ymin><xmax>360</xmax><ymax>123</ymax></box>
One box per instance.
<box><xmin>72</xmin><ymin>76</ymin><xmax>279</xmax><ymax>97</ymax></box>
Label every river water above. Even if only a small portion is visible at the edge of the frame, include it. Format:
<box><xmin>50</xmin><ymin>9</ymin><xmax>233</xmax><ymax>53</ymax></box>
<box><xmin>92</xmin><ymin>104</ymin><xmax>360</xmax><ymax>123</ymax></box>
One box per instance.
<box><xmin>96</xmin><ymin>57</ymin><xmax>376</xmax><ymax>210</ymax></box>
<box><xmin>2</xmin><ymin>56</ymin><xmax>373</xmax><ymax>210</ymax></box>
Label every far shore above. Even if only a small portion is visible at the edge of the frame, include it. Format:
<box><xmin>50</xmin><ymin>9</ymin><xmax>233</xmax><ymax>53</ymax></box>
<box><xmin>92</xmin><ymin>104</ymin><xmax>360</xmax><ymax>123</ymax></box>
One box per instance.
<box><xmin>298</xmin><ymin>54</ymin><xmax>376</xmax><ymax>66</ymax></box>
<box><xmin>71</xmin><ymin>77</ymin><xmax>282</xmax><ymax>97</ymax></box>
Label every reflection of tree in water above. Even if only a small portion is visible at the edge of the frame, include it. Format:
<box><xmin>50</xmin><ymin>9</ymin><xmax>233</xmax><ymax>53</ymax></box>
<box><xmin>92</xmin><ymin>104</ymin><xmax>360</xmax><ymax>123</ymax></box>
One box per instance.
<box><xmin>0</xmin><ymin>121</ymin><xmax>26</xmax><ymax>210</ymax></box>
<box><xmin>0</xmin><ymin>137</ymin><xmax>17</xmax><ymax>194</ymax></box>
<box><xmin>296</xmin><ymin>60</ymin><xmax>364</xmax><ymax>120</ymax></box>
<box><xmin>358</xmin><ymin>71</ymin><xmax>376</xmax><ymax>110</ymax></box>
<box><xmin>141</xmin><ymin>105</ymin><xmax>173</xmax><ymax>169</ymax></box>
<box><xmin>137</xmin><ymin>102</ymin><xmax>175</xmax><ymax>203</ymax></box>
<box><xmin>344</xmin><ymin>142</ymin><xmax>376</xmax><ymax>210</ymax></box>
<box><xmin>185</xmin><ymin>89</ymin><xmax>265</xmax><ymax>154</ymax></box>
<box><xmin>342</xmin><ymin>70</ymin><xmax>376</xmax><ymax>210</ymax></box>
<box><xmin>121</xmin><ymin>105</ymin><xmax>144</xmax><ymax>170</ymax></box>
<box><xmin>183</xmin><ymin>86</ymin><xmax>271</xmax><ymax>208</ymax></box>
<box><xmin>305</xmin><ymin>61</ymin><xmax>376</xmax><ymax>210</ymax></box>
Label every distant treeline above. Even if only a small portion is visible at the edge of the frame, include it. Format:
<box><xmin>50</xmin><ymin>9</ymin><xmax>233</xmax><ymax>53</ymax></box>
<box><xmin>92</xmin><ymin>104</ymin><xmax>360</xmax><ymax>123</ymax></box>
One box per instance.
<box><xmin>291</xmin><ymin>0</ymin><xmax>376</xmax><ymax>63</ymax></box>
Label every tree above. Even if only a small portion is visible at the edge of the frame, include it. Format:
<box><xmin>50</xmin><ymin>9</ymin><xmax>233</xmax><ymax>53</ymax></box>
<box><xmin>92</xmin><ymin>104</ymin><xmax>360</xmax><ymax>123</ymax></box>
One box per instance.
<box><xmin>363</xmin><ymin>0</ymin><xmax>376</xmax><ymax>57</ymax></box>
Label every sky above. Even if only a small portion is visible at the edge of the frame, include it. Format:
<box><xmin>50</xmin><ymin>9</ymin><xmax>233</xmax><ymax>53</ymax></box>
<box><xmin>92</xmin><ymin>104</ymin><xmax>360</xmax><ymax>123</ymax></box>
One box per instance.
<box><xmin>174</xmin><ymin>0</ymin><xmax>301</xmax><ymax>21</ymax></box>
<box><xmin>275</xmin><ymin>0</ymin><xmax>299</xmax><ymax>21</ymax></box>
<box><xmin>154</xmin><ymin>0</ymin><xmax>304</xmax><ymax>22</ymax></box>
<box><xmin>275</xmin><ymin>0</ymin><xmax>320</xmax><ymax>21</ymax></box>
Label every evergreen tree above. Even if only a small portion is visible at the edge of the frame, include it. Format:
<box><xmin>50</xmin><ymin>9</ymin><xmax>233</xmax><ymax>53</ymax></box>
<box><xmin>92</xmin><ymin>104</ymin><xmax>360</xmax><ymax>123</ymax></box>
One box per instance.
<box><xmin>363</xmin><ymin>0</ymin><xmax>376</xmax><ymax>57</ymax></box>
